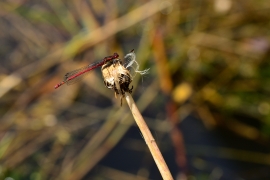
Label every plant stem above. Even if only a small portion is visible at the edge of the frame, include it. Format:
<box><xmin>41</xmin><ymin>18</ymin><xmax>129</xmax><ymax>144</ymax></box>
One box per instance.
<box><xmin>125</xmin><ymin>92</ymin><xmax>173</xmax><ymax>180</ymax></box>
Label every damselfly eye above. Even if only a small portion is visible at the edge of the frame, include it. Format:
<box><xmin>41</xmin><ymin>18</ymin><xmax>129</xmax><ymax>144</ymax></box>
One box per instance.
<box><xmin>113</xmin><ymin>53</ymin><xmax>119</xmax><ymax>59</ymax></box>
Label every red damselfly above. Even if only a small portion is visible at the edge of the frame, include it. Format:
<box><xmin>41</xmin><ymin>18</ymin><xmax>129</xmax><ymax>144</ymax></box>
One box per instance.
<box><xmin>54</xmin><ymin>53</ymin><xmax>119</xmax><ymax>89</ymax></box>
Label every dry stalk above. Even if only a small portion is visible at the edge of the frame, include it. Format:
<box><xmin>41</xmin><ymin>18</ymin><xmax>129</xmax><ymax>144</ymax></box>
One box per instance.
<box><xmin>125</xmin><ymin>92</ymin><xmax>173</xmax><ymax>180</ymax></box>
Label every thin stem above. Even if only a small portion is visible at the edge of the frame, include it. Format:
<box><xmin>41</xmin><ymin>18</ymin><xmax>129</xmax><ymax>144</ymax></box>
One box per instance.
<box><xmin>125</xmin><ymin>92</ymin><xmax>173</xmax><ymax>180</ymax></box>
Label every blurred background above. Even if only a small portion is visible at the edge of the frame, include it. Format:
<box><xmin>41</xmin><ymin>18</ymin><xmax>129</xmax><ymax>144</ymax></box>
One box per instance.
<box><xmin>1</xmin><ymin>0</ymin><xmax>270</xmax><ymax>179</ymax></box>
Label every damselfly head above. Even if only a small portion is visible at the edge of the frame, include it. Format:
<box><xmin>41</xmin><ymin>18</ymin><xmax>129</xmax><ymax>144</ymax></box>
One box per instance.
<box><xmin>113</xmin><ymin>53</ymin><xmax>119</xmax><ymax>59</ymax></box>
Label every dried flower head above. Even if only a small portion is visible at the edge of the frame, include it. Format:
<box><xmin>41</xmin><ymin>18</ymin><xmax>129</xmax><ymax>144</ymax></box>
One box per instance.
<box><xmin>102</xmin><ymin>50</ymin><xmax>149</xmax><ymax>105</ymax></box>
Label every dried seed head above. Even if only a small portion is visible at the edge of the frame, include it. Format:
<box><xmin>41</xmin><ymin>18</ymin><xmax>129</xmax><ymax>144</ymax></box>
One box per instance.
<box><xmin>102</xmin><ymin>59</ymin><xmax>133</xmax><ymax>96</ymax></box>
<box><xmin>101</xmin><ymin>50</ymin><xmax>149</xmax><ymax>104</ymax></box>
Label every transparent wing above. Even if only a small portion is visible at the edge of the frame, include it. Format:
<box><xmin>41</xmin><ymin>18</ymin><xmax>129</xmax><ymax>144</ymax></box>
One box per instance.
<box><xmin>64</xmin><ymin>65</ymin><xmax>92</xmax><ymax>85</ymax></box>
<box><xmin>64</xmin><ymin>61</ymin><xmax>103</xmax><ymax>85</ymax></box>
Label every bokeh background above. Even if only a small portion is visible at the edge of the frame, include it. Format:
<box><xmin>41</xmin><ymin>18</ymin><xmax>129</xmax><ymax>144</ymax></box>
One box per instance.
<box><xmin>1</xmin><ymin>0</ymin><xmax>270</xmax><ymax>179</ymax></box>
